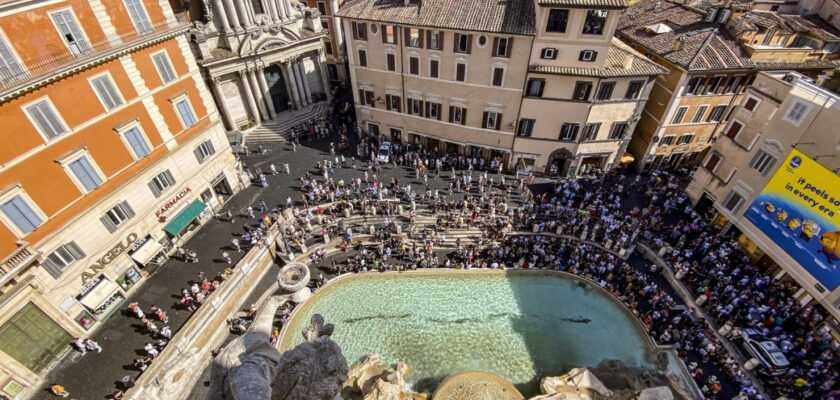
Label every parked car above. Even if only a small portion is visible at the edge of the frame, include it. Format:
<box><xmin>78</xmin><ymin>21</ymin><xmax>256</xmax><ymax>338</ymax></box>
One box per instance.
<box><xmin>738</xmin><ymin>328</ymin><xmax>790</xmax><ymax>376</ymax></box>
<box><xmin>378</xmin><ymin>141</ymin><xmax>391</xmax><ymax>163</ymax></box>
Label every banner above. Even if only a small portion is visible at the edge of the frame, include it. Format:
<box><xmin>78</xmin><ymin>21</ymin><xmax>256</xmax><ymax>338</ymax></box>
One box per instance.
<box><xmin>744</xmin><ymin>149</ymin><xmax>840</xmax><ymax>290</ymax></box>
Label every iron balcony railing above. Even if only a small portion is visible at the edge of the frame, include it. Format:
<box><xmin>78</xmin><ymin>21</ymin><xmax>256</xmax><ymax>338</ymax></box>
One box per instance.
<box><xmin>0</xmin><ymin>13</ymin><xmax>190</xmax><ymax>98</ymax></box>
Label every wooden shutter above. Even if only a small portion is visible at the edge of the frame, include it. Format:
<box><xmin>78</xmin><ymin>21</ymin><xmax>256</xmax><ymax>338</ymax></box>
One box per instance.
<box><xmin>538</xmin><ymin>80</ymin><xmax>545</xmax><ymax>97</ymax></box>
<box><xmin>482</xmin><ymin>111</ymin><xmax>488</xmax><ymax>129</ymax></box>
<box><xmin>495</xmin><ymin>113</ymin><xmax>502</xmax><ymax>130</ymax></box>
<box><xmin>437</xmin><ymin>31</ymin><xmax>444</xmax><ymax>50</ymax></box>
<box><xmin>453</xmin><ymin>33</ymin><xmax>459</xmax><ymax>53</ymax></box>
<box><xmin>506</xmin><ymin>37</ymin><xmax>513</xmax><ymax>57</ymax></box>
<box><xmin>381</xmin><ymin>24</ymin><xmax>387</xmax><ymax>43</ymax></box>
<box><xmin>148</xmin><ymin>179</ymin><xmax>162</xmax><ymax>197</ymax></box>
<box><xmin>493</xmin><ymin>37</ymin><xmax>499</xmax><ymax>56</ymax></box>
<box><xmin>466</xmin><ymin>34</ymin><xmax>472</xmax><ymax>54</ymax></box>
<box><xmin>449</xmin><ymin>106</ymin><xmax>454</xmax><ymax>123</ymax></box>
<box><xmin>68</xmin><ymin>241</ymin><xmax>86</xmax><ymax>258</ymax></box>
<box><xmin>41</xmin><ymin>256</ymin><xmax>62</xmax><ymax>278</ymax></box>
<box><xmin>359</xmin><ymin>89</ymin><xmax>365</xmax><ymax>105</ymax></box>
<box><xmin>100</xmin><ymin>214</ymin><xmax>117</xmax><ymax>233</ymax></box>
<box><xmin>396</xmin><ymin>96</ymin><xmax>401</xmax><ymax>112</ymax></box>
<box><xmin>461</xmin><ymin>109</ymin><xmax>467</xmax><ymax>125</ymax></box>
<box><xmin>427</xmin><ymin>30</ymin><xmax>432</xmax><ymax>50</ymax></box>
<box><xmin>205</xmin><ymin>140</ymin><xmax>215</xmax><ymax>155</ymax></box>
<box><xmin>164</xmin><ymin>169</ymin><xmax>176</xmax><ymax>184</ymax></box>
<box><xmin>418</xmin><ymin>29</ymin><xmax>424</xmax><ymax>48</ymax></box>
<box><xmin>425</xmin><ymin>101</ymin><xmax>430</xmax><ymax>118</ymax></box>
<box><xmin>193</xmin><ymin>147</ymin><xmax>205</xmax><ymax>164</ymax></box>
<box><xmin>122</xmin><ymin>201</ymin><xmax>135</xmax><ymax>218</ymax></box>
<box><xmin>405</xmin><ymin>27</ymin><xmax>411</xmax><ymax>46</ymax></box>
<box><xmin>436</xmin><ymin>104</ymin><xmax>441</xmax><ymax>120</ymax></box>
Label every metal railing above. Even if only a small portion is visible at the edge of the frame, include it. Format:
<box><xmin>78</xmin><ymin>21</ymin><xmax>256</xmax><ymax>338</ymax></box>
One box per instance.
<box><xmin>0</xmin><ymin>13</ymin><xmax>190</xmax><ymax>96</ymax></box>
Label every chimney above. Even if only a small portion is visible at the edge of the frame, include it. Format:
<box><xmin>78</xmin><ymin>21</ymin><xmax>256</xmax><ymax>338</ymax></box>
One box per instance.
<box><xmin>622</xmin><ymin>55</ymin><xmax>634</xmax><ymax>69</ymax></box>
<box><xmin>673</xmin><ymin>36</ymin><xmax>685</xmax><ymax>51</ymax></box>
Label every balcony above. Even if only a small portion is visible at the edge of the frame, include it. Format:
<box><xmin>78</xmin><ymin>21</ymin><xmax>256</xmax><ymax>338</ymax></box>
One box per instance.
<box><xmin>0</xmin><ymin>13</ymin><xmax>190</xmax><ymax>102</ymax></box>
<box><xmin>0</xmin><ymin>242</ymin><xmax>41</xmax><ymax>288</ymax></box>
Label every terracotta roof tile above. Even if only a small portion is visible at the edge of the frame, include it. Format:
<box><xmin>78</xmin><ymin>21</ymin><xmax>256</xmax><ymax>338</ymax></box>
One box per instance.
<box><xmin>530</xmin><ymin>38</ymin><xmax>668</xmax><ymax>77</ymax></box>
<box><xmin>536</xmin><ymin>0</ymin><xmax>627</xmax><ymax>9</ymax></box>
<box><xmin>337</xmin><ymin>0</ymin><xmax>536</xmax><ymax>35</ymax></box>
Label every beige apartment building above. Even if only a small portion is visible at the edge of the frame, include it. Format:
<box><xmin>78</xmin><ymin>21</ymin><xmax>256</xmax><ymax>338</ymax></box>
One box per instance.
<box><xmin>686</xmin><ymin>71</ymin><xmax>840</xmax><ymax>321</ymax></box>
<box><xmin>617</xmin><ymin>0</ymin><xmax>839</xmax><ymax>172</ymax></box>
<box><xmin>337</xmin><ymin>0</ymin><xmax>665</xmax><ymax>176</ymax></box>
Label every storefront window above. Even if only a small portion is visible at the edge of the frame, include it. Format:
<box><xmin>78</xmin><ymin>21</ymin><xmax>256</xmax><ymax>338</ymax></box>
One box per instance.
<box><xmin>77</xmin><ymin>275</ymin><xmax>125</xmax><ymax>320</ymax></box>
<box><xmin>117</xmin><ymin>267</ymin><xmax>142</xmax><ymax>291</ymax></box>
<box><xmin>76</xmin><ymin>310</ymin><xmax>95</xmax><ymax>330</ymax></box>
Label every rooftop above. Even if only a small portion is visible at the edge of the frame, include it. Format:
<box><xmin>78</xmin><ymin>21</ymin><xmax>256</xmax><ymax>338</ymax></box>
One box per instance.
<box><xmin>732</xmin><ymin>11</ymin><xmax>840</xmax><ymax>42</ymax></box>
<box><xmin>337</xmin><ymin>0</ymin><xmax>537</xmax><ymax>35</ymax></box>
<box><xmin>530</xmin><ymin>38</ymin><xmax>669</xmax><ymax>77</ymax></box>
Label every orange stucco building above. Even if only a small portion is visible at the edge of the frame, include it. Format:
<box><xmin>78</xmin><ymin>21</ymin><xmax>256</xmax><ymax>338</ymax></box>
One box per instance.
<box><xmin>0</xmin><ymin>0</ymin><xmax>239</xmax><ymax>396</ymax></box>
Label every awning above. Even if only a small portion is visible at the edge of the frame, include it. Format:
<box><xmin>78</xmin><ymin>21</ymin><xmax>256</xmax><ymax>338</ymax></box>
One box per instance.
<box><xmin>79</xmin><ymin>279</ymin><xmax>120</xmax><ymax>310</ymax></box>
<box><xmin>226</xmin><ymin>130</ymin><xmax>243</xmax><ymax>144</ymax></box>
<box><xmin>164</xmin><ymin>200</ymin><xmax>207</xmax><ymax>236</ymax></box>
<box><xmin>620</xmin><ymin>152</ymin><xmax>635</xmax><ymax>163</ymax></box>
<box><xmin>129</xmin><ymin>239</ymin><xmax>164</xmax><ymax>265</ymax></box>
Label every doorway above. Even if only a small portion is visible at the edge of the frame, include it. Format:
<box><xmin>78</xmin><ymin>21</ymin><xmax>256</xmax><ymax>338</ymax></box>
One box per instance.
<box><xmin>547</xmin><ymin>149</ymin><xmax>572</xmax><ymax>177</ymax></box>
<box><xmin>263</xmin><ymin>65</ymin><xmax>290</xmax><ymax>112</ymax></box>
<box><xmin>213</xmin><ymin>176</ymin><xmax>233</xmax><ymax>197</ymax></box>
<box><xmin>0</xmin><ymin>303</ymin><xmax>71</xmax><ymax>373</ymax></box>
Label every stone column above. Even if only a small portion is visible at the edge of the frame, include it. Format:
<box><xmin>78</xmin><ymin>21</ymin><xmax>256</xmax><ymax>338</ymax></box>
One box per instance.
<box><xmin>213</xmin><ymin>0</ymin><xmax>231</xmax><ymax>31</ymax></box>
<box><xmin>265</xmin><ymin>0</ymin><xmax>278</xmax><ymax>22</ymax></box>
<box><xmin>329</xmin><ymin>0</ymin><xmax>343</xmax><ymax>54</ymax></box>
<box><xmin>284</xmin><ymin>62</ymin><xmax>303</xmax><ymax>109</ymax></box>
<box><xmin>239</xmin><ymin>70</ymin><xmax>261</xmax><ymax>125</ymax></box>
<box><xmin>211</xmin><ymin>77</ymin><xmax>236</xmax><ymax>130</ymax></box>
<box><xmin>257</xmin><ymin>66</ymin><xmax>277</xmax><ymax>118</ymax></box>
<box><xmin>296</xmin><ymin>60</ymin><xmax>312</xmax><ymax>104</ymax></box>
<box><xmin>280</xmin><ymin>0</ymin><xmax>292</xmax><ymax>19</ymax></box>
<box><xmin>317</xmin><ymin>52</ymin><xmax>331</xmax><ymax>100</ymax></box>
<box><xmin>249</xmin><ymin>67</ymin><xmax>269</xmax><ymax>121</ymax></box>
<box><xmin>236</xmin><ymin>0</ymin><xmax>252</xmax><ymax>28</ymax></box>
<box><xmin>224</xmin><ymin>0</ymin><xmax>242</xmax><ymax>29</ymax></box>
<box><xmin>276</xmin><ymin>0</ymin><xmax>287</xmax><ymax>20</ymax></box>
<box><xmin>292</xmin><ymin>60</ymin><xmax>309</xmax><ymax>107</ymax></box>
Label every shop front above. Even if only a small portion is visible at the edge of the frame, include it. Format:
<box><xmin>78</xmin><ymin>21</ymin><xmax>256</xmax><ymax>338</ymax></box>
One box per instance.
<box><xmin>128</xmin><ymin>234</ymin><xmax>167</xmax><ymax>273</ymax></box>
<box><xmin>211</xmin><ymin>172</ymin><xmax>233</xmax><ymax>201</ymax></box>
<box><xmin>578</xmin><ymin>153</ymin><xmax>611</xmax><ymax>176</ymax></box>
<box><xmin>76</xmin><ymin>275</ymin><xmax>124</xmax><ymax>321</ymax></box>
<box><xmin>163</xmin><ymin>200</ymin><xmax>209</xmax><ymax>240</ymax></box>
<box><xmin>515</xmin><ymin>154</ymin><xmax>537</xmax><ymax>176</ymax></box>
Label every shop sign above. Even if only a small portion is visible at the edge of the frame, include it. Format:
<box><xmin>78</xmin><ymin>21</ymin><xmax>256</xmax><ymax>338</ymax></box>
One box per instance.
<box><xmin>155</xmin><ymin>187</ymin><xmax>192</xmax><ymax>218</ymax></box>
<box><xmin>81</xmin><ymin>233</ymin><xmax>138</xmax><ymax>284</ymax></box>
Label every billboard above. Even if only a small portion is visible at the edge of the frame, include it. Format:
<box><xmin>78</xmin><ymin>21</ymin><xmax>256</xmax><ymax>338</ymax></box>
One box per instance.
<box><xmin>744</xmin><ymin>149</ymin><xmax>840</xmax><ymax>290</ymax></box>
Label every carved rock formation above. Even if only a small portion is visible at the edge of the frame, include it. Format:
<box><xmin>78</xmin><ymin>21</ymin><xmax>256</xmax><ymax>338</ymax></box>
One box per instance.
<box><xmin>344</xmin><ymin>353</ymin><xmax>429</xmax><ymax>400</ymax></box>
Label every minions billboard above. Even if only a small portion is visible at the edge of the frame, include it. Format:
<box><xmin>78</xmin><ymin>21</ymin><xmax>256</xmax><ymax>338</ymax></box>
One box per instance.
<box><xmin>745</xmin><ymin>149</ymin><xmax>840</xmax><ymax>290</ymax></box>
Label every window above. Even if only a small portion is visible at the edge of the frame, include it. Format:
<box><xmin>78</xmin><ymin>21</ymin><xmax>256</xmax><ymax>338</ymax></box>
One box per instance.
<box><xmin>559</xmin><ymin>123</ymin><xmax>579</xmax><ymax>141</ymax></box>
<box><xmin>783</xmin><ymin>100</ymin><xmax>811</xmax><ymax>126</ymax></box>
<box><xmin>706</xmin><ymin>76</ymin><xmax>725</xmax><ymax>94</ymax></box>
<box><xmin>359</xmin><ymin>89</ymin><xmax>374</xmax><ymax>107</ymax></box>
<box><xmin>672</xmin><ymin>106</ymin><xmax>688</xmax><ymax>124</ymax></box>
<box><xmin>526</xmin><ymin>79</ymin><xmax>544</xmax><ymax>97</ymax></box>
<box><xmin>659</xmin><ymin>135</ymin><xmax>675</xmax><ymax>145</ymax></box>
<box><xmin>325</xmin><ymin>42</ymin><xmax>333</xmax><ymax>54</ymax></box>
<box><xmin>517</xmin><ymin>119</ymin><xmax>534</xmax><ymax>137</ymax></box>
<box><xmin>251</xmin><ymin>0</ymin><xmax>264</xmax><ymax>14</ymax></box>
<box><xmin>455</xmin><ymin>33</ymin><xmax>471</xmax><ymax>53</ymax></box>
<box><xmin>357</xmin><ymin>49</ymin><xmax>367</xmax><ymax>67</ymax></box>
<box><xmin>492</xmin><ymin>66</ymin><xmax>504</xmax><ymax>87</ymax></box>
<box><xmin>625</xmin><ymin>80</ymin><xmax>644</xmax><ymax>99</ymax></box>
<box><xmin>684</xmin><ymin>76</ymin><xmax>706</xmax><ymax>95</ymax></box>
<box><xmin>572</xmin><ymin>81</ymin><xmax>592</xmax><ymax>101</ymax></box>
<box><xmin>582</xmin><ymin>123</ymin><xmax>601</xmax><ymax>141</ymax></box>
<box><xmin>743</xmin><ymin>96</ymin><xmax>759</xmax><ymax>112</ymax></box>
<box><xmin>148</xmin><ymin>169</ymin><xmax>176</xmax><ymax>197</ymax></box>
<box><xmin>546</xmin><ymin>9</ymin><xmax>569</xmax><ymax>33</ymax></box>
<box><xmin>425</xmin><ymin>102</ymin><xmax>441</xmax><ymax>120</ymax></box>
<box><xmin>52</xmin><ymin>10</ymin><xmax>90</xmax><ymax>55</ymax></box>
<box><xmin>386</xmin><ymin>53</ymin><xmax>396</xmax><ymax>71</ymax></box>
<box><xmin>750</xmin><ymin>149</ymin><xmax>778</xmax><ymax>176</ymax></box>
<box><xmin>353</xmin><ymin>22</ymin><xmax>367</xmax><ymax>40</ymax></box>
<box><xmin>122</xmin><ymin>126</ymin><xmax>152</xmax><ymax>158</ymax></box>
<box><xmin>42</xmin><ymin>242</ymin><xmax>85</xmax><ymax>277</ymax></box>
<box><xmin>408</xmin><ymin>98</ymin><xmax>423</xmax><ymax>116</ymax></box>
<box><xmin>722</xmin><ymin>190</ymin><xmax>745</xmax><ymax>213</ymax></box>
<box><xmin>386</xmin><ymin>94</ymin><xmax>401</xmax><ymax>112</ymax></box>
<box><xmin>68</xmin><ymin>156</ymin><xmax>103</xmax><ymax>192</ymax></box>
<box><xmin>692</xmin><ymin>105</ymin><xmax>708</xmax><ymax>123</ymax></box>
<box><xmin>450</xmin><ymin>106</ymin><xmax>466</xmax><ymax>125</ymax></box>
<box><xmin>704</xmin><ymin>152</ymin><xmax>721</xmax><ymax>172</ymax></box>
<box><xmin>724</xmin><ymin>120</ymin><xmax>743</xmax><ymax>139</ymax></box>
<box><xmin>409</xmin><ymin>57</ymin><xmax>419</xmax><ymax>75</ymax></box>
<box><xmin>174</xmin><ymin>98</ymin><xmax>197</xmax><ymax>128</ymax></box>
<box><xmin>0</xmin><ymin>36</ymin><xmax>25</xmax><ymax>83</ymax></box>
<box><xmin>724</xmin><ymin>75</ymin><xmax>744</xmax><ymax>94</ymax></box>
<box><xmin>194</xmin><ymin>140</ymin><xmax>216</xmax><ymax>163</ymax></box>
<box><xmin>1</xmin><ymin>195</ymin><xmax>42</xmax><ymax>235</ymax></box>
<box><xmin>383</xmin><ymin>25</ymin><xmax>397</xmax><ymax>44</ymax></box>
<box><xmin>90</xmin><ymin>75</ymin><xmax>123</xmax><ymax>110</ymax></box>
<box><xmin>541</xmin><ymin>48</ymin><xmax>557</xmax><ymax>59</ymax></box>
<box><xmin>428</xmin><ymin>30</ymin><xmax>442</xmax><ymax>50</ymax></box>
<box><xmin>408</xmin><ymin>28</ymin><xmax>422</xmax><ymax>48</ymax></box>
<box><xmin>579</xmin><ymin>50</ymin><xmax>597</xmax><ymax>62</ymax></box>
<box><xmin>124</xmin><ymin>0</ymin><xmax>153</xmax><ymax>35</ymax></box>
<box><xmin>317</xmin><ymin>1</ymin><xmax>327</xmax><ymax>14</ymax></box>
<box><xmin>677</xmin><ymin>134</ymin><xmax>694</xmax><ymax>144</ymax></box>
<box><xmin>429</xmin><ymin>59</ymin><xmax>439</xmax><ymax>78</ymax></box>
<box><xmin>455</xmin><ymin>63</ymin><xmax>466</xmax><ymax>82</ymax></box>
<box><xmin>596</xmin><ymin>82</ymin><xmax>615</xmax><ymax>101</ymax></box>
<box><xmin>582</xmin><ymin>10</ymin><xmax>607</xmax><ymax>35</ymax></box>
<box><xmin>493</xmin><ymin>37</ymin><xmax>511</xmax><ymax>57</ymax></box>
<box><xmin>152</xmin><ymin>52</ymin><xmax>176</xmax><ymax>84</ymax></box>
<box><xmin>26</xmin><ymin>100</ymin><xmax>66</xmax><ymax>139</ymax></box>
<box><xmin>477</xmin><ymin>35</ymin><xmax>488</xmax><ymax>47</ymax></box>
<box><xmin>101</xmin><ymin>201</ymin><xmax>134</xmax><ymax>233</ymax></box>
<box><xmin>482</xmin><ymin>111</ymin><xmax>501</xmax><ymax>130</ymax></box>
<box><xmin>321</xmin><ymin>21</ymin><xmax>328</xmax><ymax>30</ymax></box>
<box><xmin>609</xmin><ymin>122</ymin><xmax>628</xmax><ymax>139</ymax></box>
<box><xmin>707</xmin><ymin>105</ymin><xmax>727</xmax><ymax>122</ymax></box>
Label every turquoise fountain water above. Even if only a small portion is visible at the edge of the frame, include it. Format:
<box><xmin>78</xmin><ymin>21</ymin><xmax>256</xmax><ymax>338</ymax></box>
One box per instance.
<box><xmin>279</xmin><ymin>270</ymin><xmax>655</xmax><ymax>396</ymax></box>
